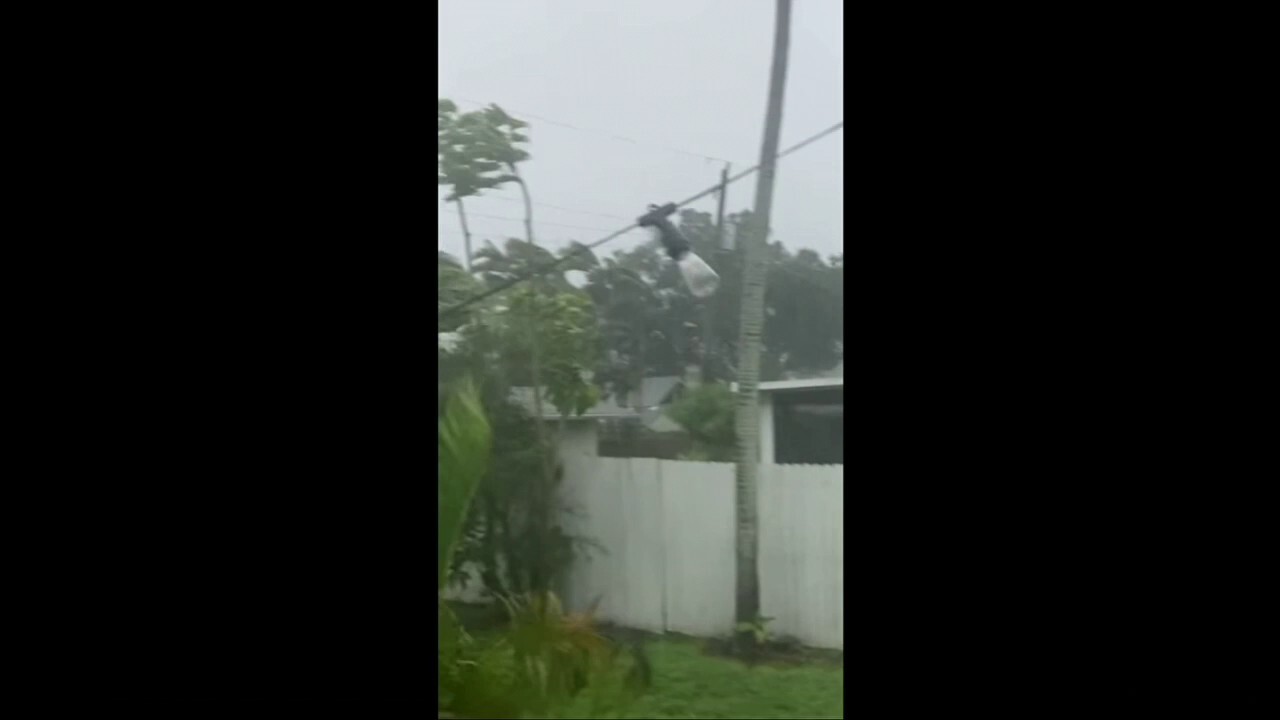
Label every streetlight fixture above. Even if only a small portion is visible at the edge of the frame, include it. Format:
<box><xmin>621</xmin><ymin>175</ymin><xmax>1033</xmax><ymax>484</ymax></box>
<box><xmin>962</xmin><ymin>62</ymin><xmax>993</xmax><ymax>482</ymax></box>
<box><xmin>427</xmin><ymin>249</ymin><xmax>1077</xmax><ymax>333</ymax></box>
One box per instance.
<box><xmin>638</xmin><ymin>203</ymin><xmax>721</xmax><ymax>298</ymax></box>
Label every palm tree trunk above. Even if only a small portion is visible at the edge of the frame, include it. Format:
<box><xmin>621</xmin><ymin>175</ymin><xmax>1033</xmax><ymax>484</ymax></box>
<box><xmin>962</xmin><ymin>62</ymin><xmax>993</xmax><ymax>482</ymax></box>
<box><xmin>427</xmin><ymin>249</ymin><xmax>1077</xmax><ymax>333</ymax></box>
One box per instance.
<box><xmin>733</xmin><ymin>0</ymin><xmax>791</xmax><ymax>655</ymax></box>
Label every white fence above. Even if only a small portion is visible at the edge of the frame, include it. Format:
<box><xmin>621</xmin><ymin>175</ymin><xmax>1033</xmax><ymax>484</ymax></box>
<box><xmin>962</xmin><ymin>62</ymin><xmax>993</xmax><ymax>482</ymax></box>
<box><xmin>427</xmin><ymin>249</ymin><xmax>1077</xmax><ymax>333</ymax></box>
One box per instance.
<box><xmin>558</xmin><ymin>457</ymin><xmax>843</xmax><ymax>650</ymax></box>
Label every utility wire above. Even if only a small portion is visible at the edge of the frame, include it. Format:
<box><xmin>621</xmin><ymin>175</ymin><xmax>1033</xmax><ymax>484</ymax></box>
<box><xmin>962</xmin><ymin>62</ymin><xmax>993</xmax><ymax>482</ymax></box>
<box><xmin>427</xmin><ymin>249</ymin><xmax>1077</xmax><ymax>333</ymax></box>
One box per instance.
<box><xmin>453</xmin><ymin>96</ymin><xmax>736</xmax><ymax>166</ymax></box>
<box><xmin>439</xmin><ymin>120</ymin><xmax>844</xmax><ymax>320</ymax></box>
<box><xmin>465</xmin><ymin>193</ymin><xmax>634</xmax><ymax>222</ymax></box>
<box><xmin>439</xmin><ymin>208</ymin><xmax>626</xmax><ymax>234</ymax></box>
<box><xmin>444</xmin><ymin>228</ymin><xmax>843</xmax><ymax>302</ymax></box>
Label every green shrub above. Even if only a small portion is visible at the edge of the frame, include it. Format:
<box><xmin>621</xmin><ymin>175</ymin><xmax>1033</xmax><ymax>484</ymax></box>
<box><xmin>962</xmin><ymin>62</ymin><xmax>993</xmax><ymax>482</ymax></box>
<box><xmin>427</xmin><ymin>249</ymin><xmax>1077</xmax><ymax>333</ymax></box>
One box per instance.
<box><xmin>668</xmin><ymin>382</ymin><xmax>736</xmax><ymax>461</ymax></box>
<box><xmin>439</xmin><ymin>382</ymin><xmax>642</xmax><ymax>718</ymax></box>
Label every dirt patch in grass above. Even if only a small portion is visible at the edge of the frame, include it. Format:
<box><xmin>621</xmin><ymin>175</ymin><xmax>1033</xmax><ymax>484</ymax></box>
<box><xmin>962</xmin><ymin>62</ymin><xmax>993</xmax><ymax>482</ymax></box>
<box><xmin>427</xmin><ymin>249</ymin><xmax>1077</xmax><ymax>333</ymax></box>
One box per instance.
<box><xmin>592</xmin><ymin>621</ymin><xmax>842</xmax><ymax>670</ymax></box>
<box><xmin>592</xmin><ymin>636</ymin><xmax>842</xmax><ymax>718</ymax></box>
<box><xmin>702</xmin><ymin>635</ymin><xmax>843</xmax><ymax>668</ymax></box>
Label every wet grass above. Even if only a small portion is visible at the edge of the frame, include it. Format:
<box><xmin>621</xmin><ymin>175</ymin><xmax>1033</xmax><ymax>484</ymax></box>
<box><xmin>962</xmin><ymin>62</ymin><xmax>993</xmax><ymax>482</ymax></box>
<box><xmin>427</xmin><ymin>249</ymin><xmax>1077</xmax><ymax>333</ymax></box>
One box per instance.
<box><xmin>576</xmin><ymin>637</ymin><xmax>843</xmax><ymax>719</ymax></box>
<box><xmin>449</xmin><ymin>603</ymin><xmax>842</xmax><ymax>719</ymax></box>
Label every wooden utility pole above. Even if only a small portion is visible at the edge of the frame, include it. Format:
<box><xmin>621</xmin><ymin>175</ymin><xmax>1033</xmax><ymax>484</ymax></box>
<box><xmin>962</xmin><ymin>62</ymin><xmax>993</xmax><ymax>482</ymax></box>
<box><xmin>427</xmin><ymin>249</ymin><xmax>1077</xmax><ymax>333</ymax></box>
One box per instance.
<box><xmin>715</xmin><ymin>162</ymin><xmax>731</xmax><ymax>249</ymax></box>
<box><xmin>703</xmin><ymin>162</ymin><xmax>730</xmax><ymax>383</ymax></box>
<box><xmin>733</xmin><ymin>0</ymin><xmax>791</xmax><ymax>652</ymax></box>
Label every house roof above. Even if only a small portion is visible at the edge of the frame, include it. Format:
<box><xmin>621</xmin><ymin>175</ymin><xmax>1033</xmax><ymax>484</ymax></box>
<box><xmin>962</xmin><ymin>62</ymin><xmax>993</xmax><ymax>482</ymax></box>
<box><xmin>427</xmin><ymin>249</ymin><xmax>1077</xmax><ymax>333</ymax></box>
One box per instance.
<box><xmin>760</xmin><ymin>377</ymin><xmax>843</xmax><ymax>392</ymax></box>
<box><xmin>510</xmin><ymin>376</ymin><xmax>683</xmax><ymax>421</ymax></box>
<box><xmin>732</xmin><ymin>377</ymin><xmax>844</xmax><ymax>393</ymax></box>
<box><xmin>644</xmin><ymin>412</ymin><xmax>684</xmax><ymax>433</ymax></box>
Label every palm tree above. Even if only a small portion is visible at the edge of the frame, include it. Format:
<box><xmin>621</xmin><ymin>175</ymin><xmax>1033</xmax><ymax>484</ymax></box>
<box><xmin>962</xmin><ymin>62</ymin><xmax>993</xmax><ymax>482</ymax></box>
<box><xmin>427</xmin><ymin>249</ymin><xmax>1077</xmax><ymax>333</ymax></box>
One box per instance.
<box><xmin>732</xmin><ymin>0</ymin><xmax>791</xmax><ymax>654</ymax></box>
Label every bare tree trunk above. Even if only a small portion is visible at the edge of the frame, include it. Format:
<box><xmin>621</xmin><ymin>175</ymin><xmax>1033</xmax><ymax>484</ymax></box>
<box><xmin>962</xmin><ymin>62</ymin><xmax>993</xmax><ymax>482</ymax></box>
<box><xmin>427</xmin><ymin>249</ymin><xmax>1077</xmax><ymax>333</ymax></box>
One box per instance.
<box><xmin>455</xmin><ymin>198</ymin><xmax>474</xmax><ymax>273</ymax></box>
<box><xmin>733</xmin><ymin>0</ymin><xmax>791</xmax><ymax>655</ymax></box>
<box><xmin>511</xmin><ymin>169</ymin><xmax>536</xmax><ymax>248</ymax></box>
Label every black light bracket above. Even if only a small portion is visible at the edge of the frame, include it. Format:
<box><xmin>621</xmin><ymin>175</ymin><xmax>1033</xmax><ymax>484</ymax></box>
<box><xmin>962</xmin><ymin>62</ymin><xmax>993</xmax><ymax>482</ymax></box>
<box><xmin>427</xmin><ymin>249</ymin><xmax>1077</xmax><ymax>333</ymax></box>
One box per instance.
<box><xmin>637</xmin><ymin>202</ymin><xmax>691</xmax><ymax>260</ymax></box>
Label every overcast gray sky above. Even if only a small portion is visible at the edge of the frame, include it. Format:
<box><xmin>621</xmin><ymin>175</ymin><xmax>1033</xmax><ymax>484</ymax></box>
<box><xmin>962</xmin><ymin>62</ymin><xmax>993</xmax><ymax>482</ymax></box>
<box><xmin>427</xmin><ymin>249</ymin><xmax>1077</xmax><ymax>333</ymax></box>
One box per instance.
<box><xmin>438</xmin><ymin>0</ymin><xmax>843</xmax><ymax>263</ymax></box>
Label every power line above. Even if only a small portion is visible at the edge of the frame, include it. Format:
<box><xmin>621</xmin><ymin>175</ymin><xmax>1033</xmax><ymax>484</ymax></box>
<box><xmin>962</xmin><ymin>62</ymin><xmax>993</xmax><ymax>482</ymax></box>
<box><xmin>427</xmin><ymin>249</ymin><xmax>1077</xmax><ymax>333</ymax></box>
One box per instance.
<box><xmin>442</xmin><ymin>226</ymin><xmax>843</xmax><ymax>299</ymax></box>
<box><xmin>438</xmin><ymin>119</ymin><xmax>844</xmax><ymax>320</ymax></box>
<box><xmin>462</xmin><ymin>193</ymin><xmax>634</xmax><ymax>222</ymax></box>
<box><xmin>452</xmin><ymin>96</ymin><xmax>736</xmax><ymax>166</ymax></box>
<box><xmin>439</xmin><ymin>208</ymin><xmax>629</xmax><ymax>235</ymax></box>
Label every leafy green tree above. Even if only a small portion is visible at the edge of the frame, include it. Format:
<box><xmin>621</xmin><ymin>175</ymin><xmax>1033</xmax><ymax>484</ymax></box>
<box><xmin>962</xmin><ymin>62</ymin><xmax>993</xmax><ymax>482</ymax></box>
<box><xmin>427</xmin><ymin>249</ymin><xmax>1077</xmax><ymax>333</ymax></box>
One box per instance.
<box><xmin>588</xmin><ymin>209</ymin><xmax>842</xmax><ymax>385</ymax></box>
<box><xmin>483</xmin><ymin>287</ymin><xmax>599</xmax><ymax>594</ymax></box>
<box><xmin>472</xmin><ymin>237</ymin><xmax>596</xmax><ymax>294</ymax></box>
<box><xmin>441</xmin><ymin>279</ymin><xmax>601</xmax><ymax>598</ymax></box>
<box><xmin>763</xmin><ymin>245</ymin><xmax>844</xmax><ymax>376</ymax></box>
<box><xmin>439</xmin><ymin>101</ymin><xmax>578</xmax><ymax>596</ymax></box>
<box><xmin>438</xmin><ymin>251</ymin><xmax>482</xmax><ymax>331</ymax></box>
<box><xmin>667</xmin><ymin>382</ymin><xmax>736</xmax><ymax>461</ymax></box>
<box><xmin>586</xmin><ymin>259</ymin><xmax>666</xmax><ymax>408</ymax></box>
<box><xmin>508</xmin><ymin>287</ymin><xmax>601</xmax><ymax>422</ymax></box>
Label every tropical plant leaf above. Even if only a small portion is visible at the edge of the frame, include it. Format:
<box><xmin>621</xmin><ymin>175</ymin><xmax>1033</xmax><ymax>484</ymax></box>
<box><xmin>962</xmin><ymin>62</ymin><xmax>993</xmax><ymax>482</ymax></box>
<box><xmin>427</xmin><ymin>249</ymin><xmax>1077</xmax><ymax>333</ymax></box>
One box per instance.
<box><xmin>439</xmin><ymin>379</ymin><xmax>492</xmax><ymax>591</ymax></box>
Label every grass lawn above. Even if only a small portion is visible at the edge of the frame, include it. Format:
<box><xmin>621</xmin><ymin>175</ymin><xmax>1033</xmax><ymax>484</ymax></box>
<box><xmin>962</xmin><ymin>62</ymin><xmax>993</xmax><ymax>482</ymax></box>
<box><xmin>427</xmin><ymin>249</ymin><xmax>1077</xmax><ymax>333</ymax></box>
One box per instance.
<box><xmin>570</xmin><ymin>637</ymin><xmax>843</xmax><ymax>719</ymax></box>
<box><xmin>448</xmin><ymin>602</ymin><xmax>843</xmax><ymax>719</ymax></box>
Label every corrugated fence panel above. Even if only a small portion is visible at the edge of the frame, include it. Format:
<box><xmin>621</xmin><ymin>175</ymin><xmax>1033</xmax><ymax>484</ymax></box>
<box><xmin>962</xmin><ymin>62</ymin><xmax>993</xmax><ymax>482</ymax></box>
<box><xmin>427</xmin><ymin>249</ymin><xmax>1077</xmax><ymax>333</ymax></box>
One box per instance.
<box><xmin>760</xmin><ymin>464</ymin><xmax>844</xmax><ymax>649</ymax></box>
<box><xmin>561</xmin><ymin>457</ymin><xmax>664</xmax><ymax>632</ymax></box>
<box><xmin>558</xmin><ymin>454</ymin><xmax>602</xmax><ymax>612</ymax></box>
<box><xmin>560</xmin><ymin>456</ymin><xmax>622</xmax><ymax>620</ymax></box>
<box><xmin>660</xmin><ymin>460</ymin><xmax>736</xmax><ymax>638</ymax></box>
<box><xmin>560</xmin><ymin>457</ymin><xmax>843</xmax><ymax>649</ymax></box>
<box><xmin>615</xmin><ymin>458</ymin><xmax>666</xmax><ymax>632</ymax></box>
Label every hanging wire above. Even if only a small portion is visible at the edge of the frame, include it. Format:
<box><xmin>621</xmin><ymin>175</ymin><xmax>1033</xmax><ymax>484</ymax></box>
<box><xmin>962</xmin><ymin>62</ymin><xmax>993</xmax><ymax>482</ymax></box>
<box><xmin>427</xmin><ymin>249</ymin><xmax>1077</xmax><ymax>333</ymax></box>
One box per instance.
<box><xmin>438</xmin><ymin>120</ymin><xmax>844</xmax><ymax>320</ymax></box>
